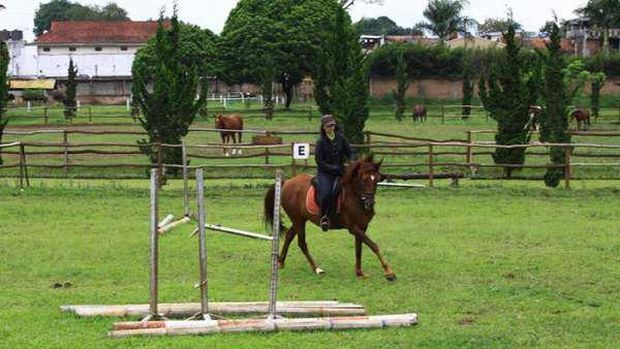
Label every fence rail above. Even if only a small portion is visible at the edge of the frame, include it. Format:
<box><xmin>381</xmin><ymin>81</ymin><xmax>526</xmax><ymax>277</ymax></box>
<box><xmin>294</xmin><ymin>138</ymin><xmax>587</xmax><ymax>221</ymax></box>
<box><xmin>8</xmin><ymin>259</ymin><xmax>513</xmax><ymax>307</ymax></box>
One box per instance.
<box><xmin>2</xmin><ymin>136</ymin><xmax>620</xmax><ymax>188</ymax></box>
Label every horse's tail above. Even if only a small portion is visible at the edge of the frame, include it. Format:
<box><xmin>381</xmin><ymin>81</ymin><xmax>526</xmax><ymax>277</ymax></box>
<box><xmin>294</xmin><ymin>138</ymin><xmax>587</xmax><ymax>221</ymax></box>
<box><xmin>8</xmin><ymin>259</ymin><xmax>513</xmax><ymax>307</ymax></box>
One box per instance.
<box><xmin>263</xmin><ymin>184</ymin><xmax>286</xmax><ymax>236</ymax></box>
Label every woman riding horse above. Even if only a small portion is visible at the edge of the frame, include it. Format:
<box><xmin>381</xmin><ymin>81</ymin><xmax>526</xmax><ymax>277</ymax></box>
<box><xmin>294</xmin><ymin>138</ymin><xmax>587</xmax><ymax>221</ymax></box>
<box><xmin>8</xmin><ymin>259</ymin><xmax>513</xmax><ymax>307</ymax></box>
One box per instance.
<box><xmin>315</xmin><ymin>114</ymin><xmax>354</xmax><ymax>231</ymax></box>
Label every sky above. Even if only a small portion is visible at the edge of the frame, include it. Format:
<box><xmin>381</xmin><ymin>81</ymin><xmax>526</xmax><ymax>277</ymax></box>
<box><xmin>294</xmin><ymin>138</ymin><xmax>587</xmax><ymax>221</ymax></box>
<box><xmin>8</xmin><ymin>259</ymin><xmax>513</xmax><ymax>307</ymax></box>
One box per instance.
<box><xmin>1</xmin><ymin>0</ymin><xmax>588</xmax><ymax>41</ymax></box>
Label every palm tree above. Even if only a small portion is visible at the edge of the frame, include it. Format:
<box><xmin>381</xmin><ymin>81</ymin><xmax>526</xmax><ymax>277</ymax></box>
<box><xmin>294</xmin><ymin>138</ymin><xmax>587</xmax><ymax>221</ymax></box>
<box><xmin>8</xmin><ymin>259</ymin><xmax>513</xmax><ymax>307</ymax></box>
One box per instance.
<box><xmin>416</xmin><ymin>0</ymin><xmax>474</xmax><ymax>42</ymax></box>
<box><xmin>575</xmin><ymin>0</ymin><xmax>620</xmax><ymax>54</ymax></box>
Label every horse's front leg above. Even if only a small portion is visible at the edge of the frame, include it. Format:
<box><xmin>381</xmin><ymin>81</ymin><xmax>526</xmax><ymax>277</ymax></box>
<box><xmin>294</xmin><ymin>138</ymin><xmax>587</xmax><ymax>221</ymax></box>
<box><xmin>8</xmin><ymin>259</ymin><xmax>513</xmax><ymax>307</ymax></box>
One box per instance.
<box><xmin>353</xmin><ymin>234</ymin><xmax>367</xmax><ymax>278</ymax></box>
<box><xmin>353</xmin><ymin>228</ymin><xmax>396</xmax><ymax>281</ymax></box>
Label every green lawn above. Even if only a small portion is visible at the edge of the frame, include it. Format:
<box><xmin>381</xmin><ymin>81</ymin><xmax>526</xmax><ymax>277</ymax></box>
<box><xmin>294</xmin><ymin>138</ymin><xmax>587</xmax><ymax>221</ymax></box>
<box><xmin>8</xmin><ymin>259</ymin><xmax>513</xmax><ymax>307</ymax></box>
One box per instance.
<box><xmin>0</xmin><ymin>178</ymin><xmax>618</xmax><ymax>348</ymax></box>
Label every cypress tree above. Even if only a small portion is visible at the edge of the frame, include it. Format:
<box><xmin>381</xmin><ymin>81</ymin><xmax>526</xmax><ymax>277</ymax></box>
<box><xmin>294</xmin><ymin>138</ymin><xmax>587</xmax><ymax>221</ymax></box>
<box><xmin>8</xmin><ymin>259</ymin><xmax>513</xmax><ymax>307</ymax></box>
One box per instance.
<box><xmin>0</xmin><ymin>42</ymin><xmax>9</xmax><ymax>165</ymax></box>
<box><xmin>64</xmin><ymin>58</ymin><xmax>78</xmax><ymax>121</ymax></box>
<box><xmin>590</xmin><ymin>72</ymin><xmax>606</xmax><ymax>120</ymax></box>
<box><xmin>539</xmin><ymin>22</ymin><xmax>588</xmax><ymax>187</ymax></box>
<box><xmin>479</xmin><ymin>23</ymin><xmax>532</xmax><ymax>178</ymax></box>
<box><xmin>315</xmin><ymin>5</ymin><xmax>369</xmax><ymax>149</ymax></box>
<box><xmin>132</xmin><ymin>8</ymin><xmax>208</xmax><ymax>180</ymax></box>
<box><xmin>393</xmin><ymin>48</ymin><xmax>410</xmax><ymax>121</ymax></box>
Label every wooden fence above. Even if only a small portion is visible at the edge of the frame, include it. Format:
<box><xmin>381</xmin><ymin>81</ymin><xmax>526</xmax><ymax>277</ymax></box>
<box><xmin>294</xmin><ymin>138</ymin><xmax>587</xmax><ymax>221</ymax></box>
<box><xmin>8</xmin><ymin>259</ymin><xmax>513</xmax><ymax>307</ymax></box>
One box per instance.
<box><xmin>2</xmin><ymin>131</ymin><xmax>620</xmax><ymax>188</ymax></box>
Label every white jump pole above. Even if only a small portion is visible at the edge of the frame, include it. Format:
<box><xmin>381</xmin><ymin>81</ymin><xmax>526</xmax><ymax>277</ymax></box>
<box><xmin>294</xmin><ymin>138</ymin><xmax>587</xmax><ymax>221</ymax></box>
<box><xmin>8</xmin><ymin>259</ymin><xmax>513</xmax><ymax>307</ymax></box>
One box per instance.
<box><xmin>268</xmin><ymin>170</ymin><xmax>283</xmax><ymax>319</ymax></box>
<box><xmin>195</xmin><ymin>168</ymin><xmax>210</xmax><ymax>320</ymax></box>
<box><xmin>148</xmin><ymin>169</ymin><xmax>161</xmax><ymax>320</ymax></box>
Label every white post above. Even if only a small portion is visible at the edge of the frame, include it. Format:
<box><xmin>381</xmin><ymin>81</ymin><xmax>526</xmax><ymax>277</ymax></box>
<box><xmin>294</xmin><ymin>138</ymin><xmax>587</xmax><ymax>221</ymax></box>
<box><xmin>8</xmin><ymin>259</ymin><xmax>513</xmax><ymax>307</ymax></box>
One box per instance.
<box><xmin>27</xmin><ymin>101</ymin><xmax>31</xmax><ymax>112</ymax></box>
<box><xmin>196</xmin><ymin>169</ymin><xmax>209</xmax><ymax>319</ymax></box>
<box><xmin>126</xmin><ymin>98</ymin><xmax>131</xmax><ymax>111</ymax></box>
<box><xmin>77</xmin><ymin>100</ymin><xmax>81</xmax><ymax>109</ymax></box>
<box><xmin>268</xmin><ymin>170</ymin><xmax>283</xmax><ymax>319</ymax></box>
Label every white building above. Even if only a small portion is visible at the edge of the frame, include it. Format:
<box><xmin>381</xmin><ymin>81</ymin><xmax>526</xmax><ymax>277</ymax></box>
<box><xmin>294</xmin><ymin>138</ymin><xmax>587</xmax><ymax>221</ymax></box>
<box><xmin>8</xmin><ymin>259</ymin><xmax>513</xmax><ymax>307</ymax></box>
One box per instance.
<box><xmin>35</xmin><ymin>20</ymin><xmax>162</xmax><ymax>78</ymax></box>
<box><xmin>1</xmin><ymin>30</ymin><xmax>37</xmax><ymax>77</ymax></box>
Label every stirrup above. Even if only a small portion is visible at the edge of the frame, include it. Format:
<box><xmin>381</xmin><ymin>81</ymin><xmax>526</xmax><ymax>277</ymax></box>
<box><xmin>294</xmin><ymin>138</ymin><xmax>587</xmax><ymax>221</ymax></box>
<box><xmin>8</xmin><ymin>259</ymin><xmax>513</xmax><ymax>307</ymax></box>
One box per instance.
<box><xmin>319</xmin><ymin>216</ymin><xmax>330</xmax><ymax>232</ymax></box>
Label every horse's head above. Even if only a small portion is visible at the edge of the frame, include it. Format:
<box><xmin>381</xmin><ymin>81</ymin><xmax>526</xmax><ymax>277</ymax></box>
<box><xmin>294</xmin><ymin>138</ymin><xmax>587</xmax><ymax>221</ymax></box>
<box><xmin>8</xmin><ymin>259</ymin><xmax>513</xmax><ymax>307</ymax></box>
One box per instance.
<box><xmin>215</xmin><ymin>114</ymin><xmax>224</xmax><ymax>128</ymax></box>
<box><xmin>343</xmin><ymin>155</ymin><xmax>384</xmax><ymax>210</ymax></box>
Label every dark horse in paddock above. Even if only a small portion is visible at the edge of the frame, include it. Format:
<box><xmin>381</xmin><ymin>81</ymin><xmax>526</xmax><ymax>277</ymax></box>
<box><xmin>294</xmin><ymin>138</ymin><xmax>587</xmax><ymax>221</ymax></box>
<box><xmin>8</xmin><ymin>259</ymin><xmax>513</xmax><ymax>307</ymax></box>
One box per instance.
<box><xmin>412</xmin><ymin>105</ymin><xmax>427</xmax><ymax>122</ymax></box>
<box><xmin>215</xmin><ymin>114</ymin><xmax>244</xmax><ymax>156</ymax></box>
<box><xmin>264</xmin><ymin>156</ymin><xmax>397</xmax><ymax>281</ymax></box>
<box><xmin>570</xmin><ymin>108</ymin><xmax>591</xmax><ymax>131</ymax></box>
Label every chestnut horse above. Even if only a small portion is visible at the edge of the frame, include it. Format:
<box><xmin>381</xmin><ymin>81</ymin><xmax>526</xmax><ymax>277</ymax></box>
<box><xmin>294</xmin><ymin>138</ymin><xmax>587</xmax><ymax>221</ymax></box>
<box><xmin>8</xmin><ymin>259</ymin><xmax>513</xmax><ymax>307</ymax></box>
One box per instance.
<box><xmin>570</xmin><ymin>108</ymin><xmax>591</xmax><ymax>131</ymax></box>
<box><xmin>263</xmin><ymin>156</ymin><xmax>397</xmax><ymax>281</ymax></box>
<box><xmin>215</xmin><ymin>114</ymin><xmax>244</xmax><ymax>156</ymax></box>
<box><xmin>412</xmin><ymin>105</ymin><xmax>427</xmax><ymax>122</ymax></box>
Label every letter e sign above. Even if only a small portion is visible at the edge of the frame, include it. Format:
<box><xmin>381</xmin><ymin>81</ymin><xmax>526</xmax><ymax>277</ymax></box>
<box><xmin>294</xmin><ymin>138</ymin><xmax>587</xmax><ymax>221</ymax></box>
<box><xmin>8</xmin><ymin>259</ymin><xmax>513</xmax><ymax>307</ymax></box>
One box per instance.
<box><xmin>293</xmin><ymin>143</ymin><xmax>310</xmax><ymax>160</ymax></box>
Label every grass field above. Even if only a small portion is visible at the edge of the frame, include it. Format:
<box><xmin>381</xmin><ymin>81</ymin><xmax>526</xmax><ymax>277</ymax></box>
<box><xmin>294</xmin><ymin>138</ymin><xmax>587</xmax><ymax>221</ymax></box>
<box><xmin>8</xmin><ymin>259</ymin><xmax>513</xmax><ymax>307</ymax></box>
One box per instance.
<box><xmin>1</xmin><ymin>178</ymin><xmax>619</xmax><ymax>348</ymax></box>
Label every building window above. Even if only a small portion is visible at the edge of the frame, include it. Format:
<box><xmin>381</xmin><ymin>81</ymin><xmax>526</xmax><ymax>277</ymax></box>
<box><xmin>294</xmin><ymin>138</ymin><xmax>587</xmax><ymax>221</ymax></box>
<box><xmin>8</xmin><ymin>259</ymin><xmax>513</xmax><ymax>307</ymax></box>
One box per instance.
<box><xmin>69</xmin><ymin>47</ymin><xmax>76</xmax><ymax>52</ymax></box>
<box><xmin>42</xmin><ymin>47</ymin><xmax>51</xmax><ymax>52</ymax></box>
<box><xmin>95</xmin><ymin>47</ymin><xmax>102</xmax><ymax>52</ymax></box>
<box><xmin>120</xmin><ymin>46</ymin><xmax>128</xmax><ymax>51</ymax></box>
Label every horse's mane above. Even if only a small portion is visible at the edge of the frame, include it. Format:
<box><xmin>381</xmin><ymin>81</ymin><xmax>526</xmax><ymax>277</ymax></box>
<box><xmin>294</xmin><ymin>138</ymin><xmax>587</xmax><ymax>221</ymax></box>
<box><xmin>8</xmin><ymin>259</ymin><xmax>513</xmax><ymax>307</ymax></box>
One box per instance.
<box><xmin>342</xmin><ymin>155</ymin><xmax>377</xmax><ymax>185</ymax></box>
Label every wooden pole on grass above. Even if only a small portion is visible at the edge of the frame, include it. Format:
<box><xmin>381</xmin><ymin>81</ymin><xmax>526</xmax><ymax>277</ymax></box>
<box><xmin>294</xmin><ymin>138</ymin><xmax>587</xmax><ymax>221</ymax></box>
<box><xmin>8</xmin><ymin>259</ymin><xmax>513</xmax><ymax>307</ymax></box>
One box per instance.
<box><xmin>268</xmin><ymin>170</ymin><xmax>283</xmax><ymax>319</ymax></box>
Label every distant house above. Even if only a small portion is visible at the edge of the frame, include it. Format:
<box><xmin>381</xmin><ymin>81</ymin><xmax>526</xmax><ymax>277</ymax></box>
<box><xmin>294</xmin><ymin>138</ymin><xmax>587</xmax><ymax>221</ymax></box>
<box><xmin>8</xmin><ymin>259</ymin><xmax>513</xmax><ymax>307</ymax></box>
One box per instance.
<box><xmin>33</xmin><ymin>20</ymin><xmax>165</xmax><ymax>104</ymax></box>
<box><xmin>446</xmin><ymin>36</ymin><xmax>505</xmax><ymax>49</ymax></box>
<box><xmin>565</xmin><ymin>17</ymin><xmax>620</xmax><ymax>57</ymax></box>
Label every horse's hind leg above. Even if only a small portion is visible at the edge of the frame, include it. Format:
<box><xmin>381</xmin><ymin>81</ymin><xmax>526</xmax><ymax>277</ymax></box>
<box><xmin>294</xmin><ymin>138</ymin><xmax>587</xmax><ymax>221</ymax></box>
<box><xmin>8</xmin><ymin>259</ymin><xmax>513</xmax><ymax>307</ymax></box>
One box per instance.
<box><xmin>356</xmin><ymin>231</ymin><xmax>396</xmax><ymax>281</ymax></box>
<box><xmin>297</xmin><ymin>224</ymin><xmax>323</xmax><ymax>275</ymax></box>
<box><xmin>237</xmin><ymin>132</ymin><xmax>243</xmax><ymax>154</ymax></box>
<box><xmin>278</xmin><ymin>225</ymin><xmax>297</xmax><ymax>269</ymax></box>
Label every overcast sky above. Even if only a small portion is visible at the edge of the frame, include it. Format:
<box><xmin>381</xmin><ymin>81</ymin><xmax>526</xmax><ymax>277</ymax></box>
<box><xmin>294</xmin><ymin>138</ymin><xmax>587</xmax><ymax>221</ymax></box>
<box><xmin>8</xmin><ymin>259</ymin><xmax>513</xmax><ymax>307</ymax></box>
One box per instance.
<box><xmin>1</xmin><ymin>0</ymin><xmax>587</xmax><ymax>41</ymax></box>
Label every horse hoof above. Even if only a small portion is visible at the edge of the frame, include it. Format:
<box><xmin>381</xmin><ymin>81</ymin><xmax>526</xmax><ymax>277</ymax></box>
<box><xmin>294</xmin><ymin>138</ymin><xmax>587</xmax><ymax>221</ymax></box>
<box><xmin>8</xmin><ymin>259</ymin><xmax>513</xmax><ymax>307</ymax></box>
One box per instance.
<box><xmin>278</xmin><ymin>261</ymin><xmax>285</xmax><ymax>269</ymax></box>
<box><xmin>315</xmin><ymin>267</ymin><xmax>325</xmax><ymax>275</ymax></box>
<box><xmin>356</xmin><ymin>271</ymin><xmax>368</xmax><ymax>279</ymax></box>
<box><xmin>385</xmin><ymin>273</ymin><xmax>397</xmax><ymax>282</ymax></box>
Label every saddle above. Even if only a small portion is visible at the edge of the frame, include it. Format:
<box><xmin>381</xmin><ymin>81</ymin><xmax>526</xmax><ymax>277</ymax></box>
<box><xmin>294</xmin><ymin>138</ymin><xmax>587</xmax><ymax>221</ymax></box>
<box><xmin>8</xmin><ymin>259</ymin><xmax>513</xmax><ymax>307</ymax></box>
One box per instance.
<box><xmin>306</xmin><ymin>177</ymin><xmax>343</xmax><ymax>216</ymax></box>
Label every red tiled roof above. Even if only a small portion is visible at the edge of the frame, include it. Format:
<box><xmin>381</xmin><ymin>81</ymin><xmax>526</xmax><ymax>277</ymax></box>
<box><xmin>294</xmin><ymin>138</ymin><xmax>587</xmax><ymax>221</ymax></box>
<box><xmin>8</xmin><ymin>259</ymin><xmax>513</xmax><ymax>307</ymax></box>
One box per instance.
<box><xmin>36</xmin><ymin>21</ymin><xmax>169</xmax><ymax>44</ymax></box>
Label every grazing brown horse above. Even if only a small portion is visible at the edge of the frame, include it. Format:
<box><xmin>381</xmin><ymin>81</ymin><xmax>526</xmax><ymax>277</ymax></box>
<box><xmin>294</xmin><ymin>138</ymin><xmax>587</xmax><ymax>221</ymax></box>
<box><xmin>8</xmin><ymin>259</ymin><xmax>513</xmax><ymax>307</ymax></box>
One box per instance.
<box><xmin>215</xmin><ymin>114</ymin><xmax>244</xmax><ymax>156</ymax></box>
<box><xmin>264</xmin><ymin>156</ymin><xmax>397</xmax><ymax>281</ymax></box>
<box><xmin>412</xmin><ymin>105</ymin><xmax>427</xmax><ymax>122</ymax></box>
<box><xmin>570</xmin><ymin>108</ymin><xmax>591</xmax><ymax>131</ymax></box>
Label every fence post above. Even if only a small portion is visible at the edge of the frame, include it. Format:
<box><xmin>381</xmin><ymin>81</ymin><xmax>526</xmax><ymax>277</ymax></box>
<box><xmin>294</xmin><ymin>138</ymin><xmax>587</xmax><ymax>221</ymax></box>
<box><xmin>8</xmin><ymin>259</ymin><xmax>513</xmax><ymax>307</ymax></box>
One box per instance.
<box><xmin>466</xmin><ymin>131</ymin><xmax>473</xmax><ymax>165</ymax></box>
<box><xmin>441</xmin><ymin>106</ymin><xmax>445</xmax><ymax>124</ymax></box>
<box><xmin>428</xmin><ymin>144</ymin><xmax>434</xmax><ymax>187</ymax></box>
<box><xmin>88</xmin><ymin>107</ymin><xmax>92</xmax><ymax>124</ymax></box>
<box><xmin>18</xmin><ymin>143</ymin><xmax>24</xmax><ymax>189</ymax></box>
<box><xmin>182</xmin><ymin>140</ymin><xmax>190</xmax><ymax>217</ymax></box>
<box><xmin>44</xmin><ymin>107</ymin><xmax>48</xmax><ymax>124</ymax></box>
<box><xmin>265</xmin><ymin>147</ymin><xmax>270</xmax><ymax>165</ymax></box>
<box><xmin>564</xmin><ymin>146</ymin><xmax>571</xmax><ymax>189</ymax></box>
<box><xmin>365</xmin><ymin>132</ymin><xmax>371</xmax><ymax>146</ymax></box>
<box><xmin>63</xmin><ymin>130</ymin><xmax>69</xmax><ymax>176</ymax></box>
<box><xmin>156</xmin><ymin>141</ymin><xmax>163</xmax><ymax>187</ymax></box>
<box><xmin>19</xmin><ymin>143</ymin><xmax>30</xmax><ymax>187</ymax></box>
